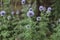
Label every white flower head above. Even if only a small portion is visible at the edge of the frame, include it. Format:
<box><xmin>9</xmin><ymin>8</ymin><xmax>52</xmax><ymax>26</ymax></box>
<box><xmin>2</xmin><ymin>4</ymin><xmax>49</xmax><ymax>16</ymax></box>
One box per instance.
<box><xmin>21</xmin><ymin>0</ymin><xmax>26</xmax><ymax>5</ymax></box>
<box><xmin>39</xmin><ymin>6</ymin><xmax>46</xmax><ymax>11</ymax></box>
<box><xmin>25</xmin><ymin>25</ymin><xmax>31</xmax><ymax>29</ymax></box>
<box><xmin>47</xmin><ymin>7</ymin><xmax>52</xmax><ymax>11</ymax></box>
<box><xmin>36</xmin><ymin>16</ymin><xmax>41</xmax><ymax>21</ymax></box>
<box><xmin>7</xmin><ymin>16</ymin><xmax>11</xmax><ymax>20</ymax></box>
<box><xmin>16</xmin><ymin>10</ymin><xmax>20</xmax><ymax>14</ymax></box>
<box><xmin>27</xmin><ymin>10</ymin><xmax>34</xmax><ymax>17</ymax></box>
<box><xmin>29</xmin><ymin>8</ymin><xmax>33</xmax><ymax>11</ymax></box>
<box><xmin>0</xmin><ymin>10</ymin><xmax>6</xmax><ymax>16</ymax></box>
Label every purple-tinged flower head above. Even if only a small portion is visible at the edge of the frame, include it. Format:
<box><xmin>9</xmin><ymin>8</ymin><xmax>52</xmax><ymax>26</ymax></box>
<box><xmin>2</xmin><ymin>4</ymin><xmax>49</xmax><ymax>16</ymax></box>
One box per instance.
<box><xmin>27</xmin><ymin>8</ymin><xmax>34</xmax><ymax>17</ymax></box>
<box><xmin>46</xmin><ymin>7</ymin><xmax>52</xmax><ymax>13</ymax></box>
<box><xmin>21</xmin><ymin>0</ymin><xmax>26</xmax><ymax>5</ymax></box>
<box><xmin>36</xmin><ymin>16</ymin><xmax>41</xmax><ymax>21</ymax></box>
<box><xmin>0</xmin><ymin>10</ymin><xmax>6</xmax><ymax>16</ymax></box>
<box><xmin>27</xmin><ymin>11</ymin><xmax>34</xmax><ymax>17</ymax></box>
<box><xmin>39</xmin><ymin>6</ymin><xmax>46</xmax><ymax>11</ymax></box>
<box><xmin>47</xmin><ymin>7</ymin><xmax>52</xmax><ymax>11</ymax></box>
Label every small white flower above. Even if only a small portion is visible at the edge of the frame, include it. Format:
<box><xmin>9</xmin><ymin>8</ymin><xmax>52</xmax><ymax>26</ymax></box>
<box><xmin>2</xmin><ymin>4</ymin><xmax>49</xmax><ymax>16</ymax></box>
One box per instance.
<box><xmin>43</xmin><ymin>7</ymin><xmax>46</xmax><ymax>11</ymax></box>
<box><xmin>47</xmin><ymin>7</ymin><xmax>52</xmax><ymax>11</ymax></box>
<box><xmin>21</xmin><ymin>0</ymin><xmax>26</xmax><ymax>5</ymax></box>
<box><xmin>25</xmin><ymin>25</ymin><xmax>31</xmax><ymax>29</ymax></box>
<box><xmin>11</xmin><ymin>11</ymin><xmax>15</xmax><ymax>15</ymax></box>
<box><xmin>39</xmin><ymin>6</ymin><xmax>46</xmax><ymax>11</ymax></box>
<box><xmin>27</xmin><ymin>11</ymin><xmax>34</xmax><ymax>17</ymax></box>
<box><xmin>16</xmin><ymin>10</ymin><xmax>20</xmax><ymax>14</ymax></box>
<box><xmin>29</xmin><ymin>8</ymin><xmax>33</xmax><ymax>11</ymax></box>
<box><xmin>7</xmin><ymin>16</ymin><xmax>11</xmax><ymax>20</ymax></box>
<box><xmin>36</xmin><ymin>16</ymin><xmax>41</xmax><ymax>21</ymax></box>
<box><xmin>0</xmin><ymin>10</ymin><xmax>6</xmax><ymax>16</ymax></box>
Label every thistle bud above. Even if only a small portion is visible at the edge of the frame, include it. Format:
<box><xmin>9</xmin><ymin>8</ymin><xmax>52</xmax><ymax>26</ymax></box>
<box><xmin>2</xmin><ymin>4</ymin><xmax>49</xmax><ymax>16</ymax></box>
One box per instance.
<box><xmin>36</xmin><ymin>16</ymin><xmax>41</xmax><ymax>21</ymax></box>
<box><xmin>0</xmin><ymin>10</ymin><xmax>6</xmax><ymax>16</ymax></box>
<box><xmin>27</xmin><ymin>8</ymin><xmax>34</xmax><ymax>17</ymax></box>
<box><xmin>39</xmin><ymin>6</ymin><xmax>46</xmax><ymax>11</ymax></box>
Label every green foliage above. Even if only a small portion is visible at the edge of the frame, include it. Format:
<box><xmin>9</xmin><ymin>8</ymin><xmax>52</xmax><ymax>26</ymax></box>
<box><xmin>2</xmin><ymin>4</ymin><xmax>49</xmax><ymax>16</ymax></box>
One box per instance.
<box><xmin>0</xmin><ymin>0</ymin><xmax>60</xmax><ymax>40</ymax></box>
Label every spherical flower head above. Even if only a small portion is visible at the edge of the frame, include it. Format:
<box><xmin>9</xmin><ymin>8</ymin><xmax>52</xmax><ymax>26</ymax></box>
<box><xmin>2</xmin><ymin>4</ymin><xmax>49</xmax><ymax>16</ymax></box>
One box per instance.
<box><xmin>47</xmin><ymin>7</ymin><xmax>52</xmax><ymax>11</ymax></box>
<box><xmin>7</xmin><ymin>16</ymin><xmax>11</xmax><ymax>20</ymax></box>
<box><xmin>39</xmin><ymin>6</ymin><xmax>46</xmax><ymax>11</ymax></box>
<box><xmin>0</xmin><ymin>10</ymin><xmax>6</xmax><ymax>16</ymax></box>
<box><xmin>21</xmin><ymin>0</ymin><xmax>26</xmax><ymax>5</ymax></box>
<box><xmin>36</xmin><ymin>16</ymin><xmax>41</xmax><ymax>21</ymax></box>
<box><xmin>27</xmin><ymin>11</ymin><xmax>34</xmax><ymax>18</ymax></box>
<box><xmin>25</xmin><ymin>25</ymin><xmax>31</xmax><ymax>29</ymax></box>
<box><xmin>29</xmin><ymin>8</ymin><xmax>33</xmax><ymax>11</ymax></box>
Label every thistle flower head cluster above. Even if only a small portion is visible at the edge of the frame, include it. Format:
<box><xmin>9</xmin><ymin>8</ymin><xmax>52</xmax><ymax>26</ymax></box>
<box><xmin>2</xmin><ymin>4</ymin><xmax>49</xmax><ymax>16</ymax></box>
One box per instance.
<box><xmin>39</xmin><ymin>6</ymin><xmax>52</xmax><ymax>13</ymax></box>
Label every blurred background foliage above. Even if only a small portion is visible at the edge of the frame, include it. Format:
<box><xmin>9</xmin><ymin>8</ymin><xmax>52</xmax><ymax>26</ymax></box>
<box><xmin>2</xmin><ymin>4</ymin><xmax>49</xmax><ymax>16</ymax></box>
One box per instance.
<box><xmin>0</xmin><ymin>0</ymin><xmax>60</xmax><ymax>40</ymax></box>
